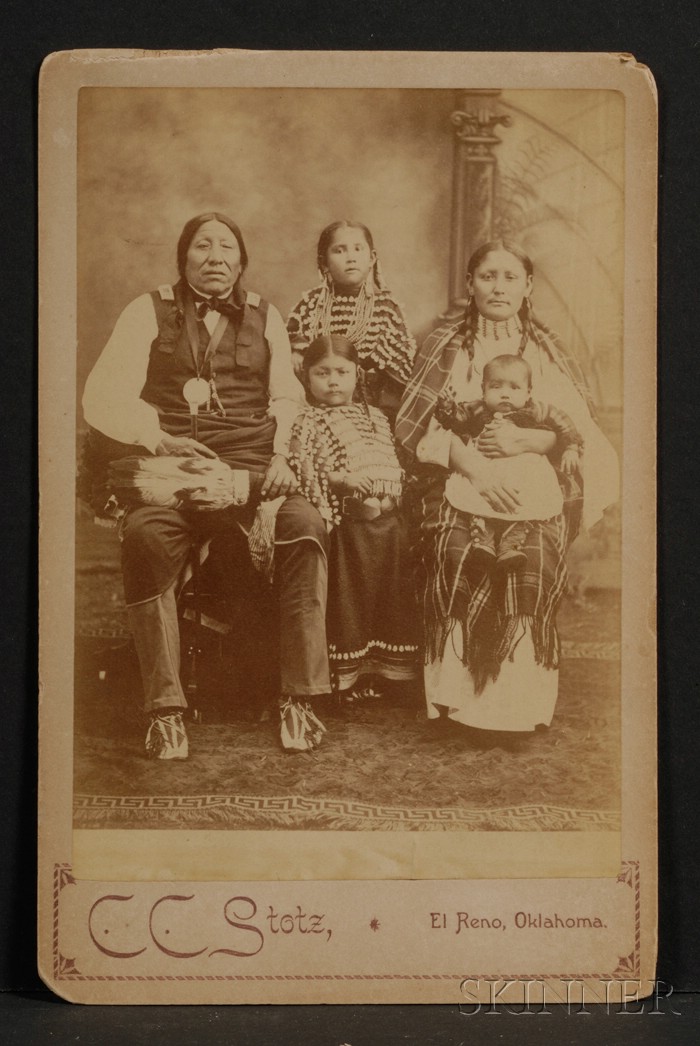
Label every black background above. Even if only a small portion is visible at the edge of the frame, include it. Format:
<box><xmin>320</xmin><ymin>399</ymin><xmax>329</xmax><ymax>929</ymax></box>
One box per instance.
<box><xmin>2</xmin><ymin>0</ymin><xmax>698</xmax><ymax>1039</ymax></box>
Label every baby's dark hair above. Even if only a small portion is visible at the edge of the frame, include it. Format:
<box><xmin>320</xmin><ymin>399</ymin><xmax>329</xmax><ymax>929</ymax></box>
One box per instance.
<box><xmin>482</xmin><ymin>354</ymin><xmax>532</xmax><ymax>389</ymax></box>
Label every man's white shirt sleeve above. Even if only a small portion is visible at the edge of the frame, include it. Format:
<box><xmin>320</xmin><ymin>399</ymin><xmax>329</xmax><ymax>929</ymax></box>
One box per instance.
<box><xmin>265</xmin><ymin>304</ymin><xmax>306</xmax><ymax>455</ymax></box>
<box><xmin>83</xmin><ymin>295</ymin><xmax>306</xmax><ymax>458</ymax></box>
<box><xmin>82</xmin><ymin>294</ymin><xmax>164</xmax><ymax>453</ymax></box>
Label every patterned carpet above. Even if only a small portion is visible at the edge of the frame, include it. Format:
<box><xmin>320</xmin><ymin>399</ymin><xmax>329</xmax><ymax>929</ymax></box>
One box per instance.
<box><xmin>73</xmin><ymin>793</ymin><xmax>620</xmax><ymax>832</ymax></box>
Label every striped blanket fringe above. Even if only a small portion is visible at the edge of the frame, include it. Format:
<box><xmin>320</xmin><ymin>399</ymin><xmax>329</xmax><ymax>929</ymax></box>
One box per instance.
<box><xmin>425</xmin><ymin>611</ymin><xmax>560</xmax><ymax>696</ymax></box>
<box><xmin>419</xmin><ymin>481</ymin><xmax>569</xmax><ymax>694</ymax></box>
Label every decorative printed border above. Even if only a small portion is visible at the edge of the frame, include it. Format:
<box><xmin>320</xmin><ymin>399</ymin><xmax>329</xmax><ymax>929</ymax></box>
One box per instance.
<box><xmin>73</xmin><ymin>794</ymin><xmax>621</xmax><ymax>832</ymax></box>
<box><xmin>53</xmin><ymin>861</ymin><xmax>640</xmax><ymax>983</ymax></box>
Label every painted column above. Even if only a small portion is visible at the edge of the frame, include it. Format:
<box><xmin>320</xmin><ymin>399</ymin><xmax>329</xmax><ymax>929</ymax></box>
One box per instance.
<box><xmin>447</xmin><ymin>90</ymin><xmax>511</xmax><ymax>313</ymax></box>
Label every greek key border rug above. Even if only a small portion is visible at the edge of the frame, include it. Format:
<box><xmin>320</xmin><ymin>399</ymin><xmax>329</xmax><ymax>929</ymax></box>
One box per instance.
<box><xmin>74</xmin><ymin>794</ymin><xmax>620</xmax><ymax>832</ymax></box>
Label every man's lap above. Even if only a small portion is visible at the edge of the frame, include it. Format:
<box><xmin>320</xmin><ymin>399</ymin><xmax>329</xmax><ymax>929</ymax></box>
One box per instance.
<box><xmin>120</xmin><ymin>496</ymin><xmax>327</xmax><ymax>604</ymax></box>
<box><xmin>122</xmin><ymin>496</ymin><xmax>326</xmax><ymax>544</ymax></box>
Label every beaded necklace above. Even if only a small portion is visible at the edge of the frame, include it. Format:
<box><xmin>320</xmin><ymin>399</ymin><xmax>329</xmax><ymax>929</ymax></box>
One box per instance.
<box><xmin>312</xmin><ymin>275</ymin><xmax>376</xmax><ymax>347</ymax></box>
<box><xmin>475</xmin><ymin>314</ymin><xmax>524</xmax><ymax>341</ymax></box>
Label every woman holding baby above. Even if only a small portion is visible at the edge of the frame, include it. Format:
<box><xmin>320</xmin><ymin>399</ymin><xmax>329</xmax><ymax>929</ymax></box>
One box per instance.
<box><xmin>395</xmin><ymin>240</ymin><xmax>618</xmax><ymax>734</ymax></box>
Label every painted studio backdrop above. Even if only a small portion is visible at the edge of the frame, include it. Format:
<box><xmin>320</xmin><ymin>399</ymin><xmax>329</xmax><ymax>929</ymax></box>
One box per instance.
<box><xmin>74</xmin><ymin>88</ymin><xmax>622</xmax><ymax>833</ymax></box>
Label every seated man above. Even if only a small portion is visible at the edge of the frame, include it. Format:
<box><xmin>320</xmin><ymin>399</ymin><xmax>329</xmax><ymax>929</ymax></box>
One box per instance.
<box><xmin>82</xmin><ymin>212</ymin><xmax>330</xmax><ymax>759</ymax></box>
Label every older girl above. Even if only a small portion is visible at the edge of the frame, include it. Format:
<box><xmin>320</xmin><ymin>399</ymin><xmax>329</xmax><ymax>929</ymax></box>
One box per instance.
<box><xmin>396</xmin><ymin>240</ymin><xmax>618</xmax><ymax>734</ymax></box>
<box><xmin>287</xmin><ymin>221</ymin><xmax>416</xmax><ymax>422</ymax></box>
<box><xmin>289</xmin><ymin>334</ymin><xmax>418</xmax><ymax>704</ymax></box>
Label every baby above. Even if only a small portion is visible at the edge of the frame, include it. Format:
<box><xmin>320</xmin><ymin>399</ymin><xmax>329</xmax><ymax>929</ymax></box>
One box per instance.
<box><xmin>435</xmin><ymin>354</ymin><xmax>582</xmax><ymax>570</ymax></box>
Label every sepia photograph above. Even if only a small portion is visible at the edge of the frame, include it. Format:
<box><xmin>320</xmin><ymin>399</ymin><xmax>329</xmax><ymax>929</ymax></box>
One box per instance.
<box><xmin>38</xmin><ymin>50</ymin><xmax>656</xmax><ymax>1003</ymax></box>
<box><xmin>72</xmin><ymin>86</ymin><xmax>621</xmax><ymax>837</ymax></box>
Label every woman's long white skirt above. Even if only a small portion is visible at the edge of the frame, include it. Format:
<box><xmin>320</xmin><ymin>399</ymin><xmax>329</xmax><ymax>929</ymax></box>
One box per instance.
<box><xmin>424</xmin><ymin>617</ymin><xmax>559</xmax><ymax>732</ymax></box>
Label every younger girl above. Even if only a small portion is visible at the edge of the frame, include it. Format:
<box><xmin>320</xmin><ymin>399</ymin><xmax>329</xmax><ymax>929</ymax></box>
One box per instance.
<box><xmin>287</xmin><ymin>221</ymin><xmax>417</xmax><ymax>422</ymax></box>
<box><xmin>289</xmin><ymin>334</ymin><xmax>419</xmax><ymax>701</ymax></box>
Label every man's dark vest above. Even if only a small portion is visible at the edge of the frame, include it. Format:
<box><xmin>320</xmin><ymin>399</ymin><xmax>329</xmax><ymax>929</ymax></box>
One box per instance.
<box><xmin>141</xmin><ymin>281</ymin><xmax>276</xmax><ymax>472</ymax></box>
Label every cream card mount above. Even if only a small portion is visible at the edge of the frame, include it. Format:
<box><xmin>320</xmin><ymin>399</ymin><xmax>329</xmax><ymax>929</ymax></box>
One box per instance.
<box><xmin>39</xmin><ymin>50</ymin><xmax>656</xmax><ymax>1004</ymax></box>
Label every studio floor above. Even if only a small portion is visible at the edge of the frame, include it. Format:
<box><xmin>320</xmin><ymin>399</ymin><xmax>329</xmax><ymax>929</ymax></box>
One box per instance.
<box><xmin>73</xmin><ymin>513</ymin><xmax>620</xmax><ymax>832</ymax></box>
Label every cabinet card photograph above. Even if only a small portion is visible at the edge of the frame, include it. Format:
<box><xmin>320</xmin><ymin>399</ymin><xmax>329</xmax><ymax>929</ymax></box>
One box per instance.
<box><xmin>39</xmin><ymin>50</ymin><xmax>657</xmax><ymax>1004</ymax></box>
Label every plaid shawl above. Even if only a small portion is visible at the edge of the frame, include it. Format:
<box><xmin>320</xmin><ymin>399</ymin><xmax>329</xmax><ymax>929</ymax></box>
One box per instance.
<box><xmin>418</xmin><ymin>479</ymin><xmax>572</xmax><ymax>692</ymax></box>
<box><xmin>397</xmin><ymin>313</ymin><xmax>588</xmax><ymax>691</ymax></box>
<box><xmin>395</xmin><ymin>313</ymin><xmax>597</xmax><ymax>459</ymax></box>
